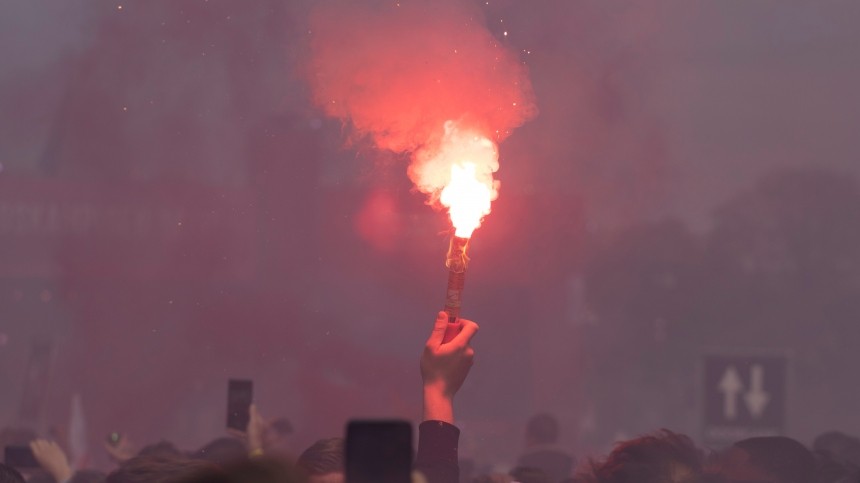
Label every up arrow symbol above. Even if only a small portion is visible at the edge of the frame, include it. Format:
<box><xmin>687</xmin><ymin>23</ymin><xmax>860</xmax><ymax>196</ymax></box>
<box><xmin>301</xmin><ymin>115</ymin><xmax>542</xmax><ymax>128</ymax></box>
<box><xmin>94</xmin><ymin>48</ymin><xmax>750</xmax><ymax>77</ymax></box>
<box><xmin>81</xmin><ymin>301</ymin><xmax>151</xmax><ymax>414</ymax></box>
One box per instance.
<box><xmin>718</xmin><ymin>366</ymin><xmax>743</xmax><ymax>420</ymax></box>
<box><xmin>744</xmin><ymin>364</ymin><xmax>770</xmax><ymax>419</ymax></box>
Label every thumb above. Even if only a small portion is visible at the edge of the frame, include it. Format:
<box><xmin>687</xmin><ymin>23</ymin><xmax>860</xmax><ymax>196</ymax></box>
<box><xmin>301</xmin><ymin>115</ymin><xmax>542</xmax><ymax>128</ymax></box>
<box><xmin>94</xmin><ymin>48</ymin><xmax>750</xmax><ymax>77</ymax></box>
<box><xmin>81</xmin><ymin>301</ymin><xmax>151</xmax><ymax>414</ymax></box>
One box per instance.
<box><xmin>425</xmin><ymin>311</ymin><xmax>449</xmax><ymax>348</ymax></box>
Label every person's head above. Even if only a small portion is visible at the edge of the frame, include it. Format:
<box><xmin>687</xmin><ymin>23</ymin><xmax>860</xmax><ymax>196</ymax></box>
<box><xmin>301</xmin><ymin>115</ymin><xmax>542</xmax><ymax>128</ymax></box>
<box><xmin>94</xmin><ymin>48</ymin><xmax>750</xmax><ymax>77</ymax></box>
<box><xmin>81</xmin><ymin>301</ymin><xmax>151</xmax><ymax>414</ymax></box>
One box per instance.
<box><xmin>297</xmin><ymin>438</ymin><xmax>344</xmax><ymax>483</ymax></box>
<box><xmin>526</xmin><ymin>413</ymin><xmax>560</xmax><ymax>447</ymax></box>
<box><xmin>509</xmin><ymin>466</ymin><xmax>551</xmax><ymax>483</ymax></box>
<box><xmin>812</xmin><ymin>450</ymin><xmax>854</xmax><ymax>483</ymax></box>
<box><xmin>591</xmin><ymin>430</ymin><xmax>703</xmax><ymax>483</ymax></box>
<box><xmin>0</xmin><ymin>463</ymin><xmax>25</xmax><ymax>483</ymax></box>
<box><xmin>714</xmin><ymin>436</ymin><xmax>815</xmax><ymax>483</ymax></box>
<box><xmin>263</xmin><ymin>418</ymin><xmax>294</xmax><ymax>454</ymax></box>
<box><xmin>191</xmin><ymin>438</ymin><xmax>247</xmax><ymax>465</ymax></box>
<box><xmin>106</xmin><ymin>455</ymin><xmax>211</xmax><ymax>483</ymax></box>
<box><xmin>813</xmin><ymin>432</ymin><xmax>860</xmax><ymax>468</ymax></box>
<box><xmin>814</xmin><ymin>432</ymin><xmax>851</xmax><ymax>455</ymax></box>
<box><xmin>180</xmin><ymin>457</ymin><xmax>304</xmax><ymax>483</ymax></box>
<box><xmin>138</xmin><ymin>441</ymin><xmax>182</xmax><ymax>459</ymax></box>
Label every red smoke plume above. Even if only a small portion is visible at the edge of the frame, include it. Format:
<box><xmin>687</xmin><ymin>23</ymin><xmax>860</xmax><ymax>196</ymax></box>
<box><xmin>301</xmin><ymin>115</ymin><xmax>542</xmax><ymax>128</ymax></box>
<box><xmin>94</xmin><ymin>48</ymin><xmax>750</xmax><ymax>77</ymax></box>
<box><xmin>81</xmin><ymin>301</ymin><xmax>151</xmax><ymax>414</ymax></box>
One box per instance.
<box><xmin>306</xmin><ymin>0</ymin><xmax>537</xmax><ymax>206</ymax></box>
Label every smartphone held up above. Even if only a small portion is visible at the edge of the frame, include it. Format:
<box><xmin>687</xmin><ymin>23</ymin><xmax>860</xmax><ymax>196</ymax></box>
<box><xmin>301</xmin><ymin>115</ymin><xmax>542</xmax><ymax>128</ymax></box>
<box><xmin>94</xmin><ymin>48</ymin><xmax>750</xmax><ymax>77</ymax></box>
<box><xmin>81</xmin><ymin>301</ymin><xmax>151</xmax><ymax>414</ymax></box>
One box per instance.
<box><xmin>227</xmin><ymin>379</ymin><xmax>253</xmax><ymax>431</ymax></box>
<box><xmin>4</xmin><ymin>445</ymin><xmax>39</xmax><ymax>469</ymax></box>
<box><xmin>345</xmin><ymin>420</ymin><xmax>412</xmax><ymax>483</ymax></box>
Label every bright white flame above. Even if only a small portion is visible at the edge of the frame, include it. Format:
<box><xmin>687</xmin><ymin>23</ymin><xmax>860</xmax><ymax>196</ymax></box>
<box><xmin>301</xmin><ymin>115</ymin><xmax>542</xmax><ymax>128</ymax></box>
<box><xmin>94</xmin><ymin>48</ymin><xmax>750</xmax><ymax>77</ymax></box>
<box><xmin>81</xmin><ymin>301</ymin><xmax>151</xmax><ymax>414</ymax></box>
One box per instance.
<box><xmin>440</xmin><ymin>163</ymin><xmax>493</xmax><ymax>237</ymax></box>
<box><xmin>410</xmin><ymin>121</ymin><xmax>500</xmax><ymax>238</ymax></box>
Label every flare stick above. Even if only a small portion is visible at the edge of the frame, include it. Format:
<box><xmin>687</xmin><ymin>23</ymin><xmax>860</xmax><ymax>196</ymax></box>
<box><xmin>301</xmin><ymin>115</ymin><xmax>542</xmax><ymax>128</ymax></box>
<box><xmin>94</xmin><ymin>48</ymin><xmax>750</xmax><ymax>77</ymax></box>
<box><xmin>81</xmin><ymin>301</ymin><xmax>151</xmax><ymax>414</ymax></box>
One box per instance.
<box><xmin>442</xmin><ymin>235</ymin><xmax>469</xmax><ymax>343</ymax></box>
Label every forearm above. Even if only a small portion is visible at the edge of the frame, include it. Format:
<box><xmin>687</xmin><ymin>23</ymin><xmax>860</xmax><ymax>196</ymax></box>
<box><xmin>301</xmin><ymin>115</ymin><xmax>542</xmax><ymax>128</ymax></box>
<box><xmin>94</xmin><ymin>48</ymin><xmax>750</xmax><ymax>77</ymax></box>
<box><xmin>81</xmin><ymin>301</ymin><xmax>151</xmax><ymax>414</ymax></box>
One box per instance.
<box><xmin>248</xmin><ymin>434</ymin><xmax>264</xmax><ymax>454</ymax></box>
<box><xmin>31</xmin><ymin>440</ymin><xmax>74</xmax><ymax>483</ymax></box>
<box><xmin>422</xmin><ymin>384</ymin><xmax>454</xmax><ymax>424</ymax></box>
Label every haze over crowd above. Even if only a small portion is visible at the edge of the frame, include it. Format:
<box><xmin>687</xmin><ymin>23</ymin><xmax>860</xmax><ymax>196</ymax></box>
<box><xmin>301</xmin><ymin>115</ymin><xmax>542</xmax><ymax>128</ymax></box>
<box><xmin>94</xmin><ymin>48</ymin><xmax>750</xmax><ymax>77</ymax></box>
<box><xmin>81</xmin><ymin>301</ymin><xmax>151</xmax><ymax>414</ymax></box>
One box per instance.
<box><xmin>1</xmin><ymin>2</ymin><xmax>859</xmax><ymax>482</ymax></box>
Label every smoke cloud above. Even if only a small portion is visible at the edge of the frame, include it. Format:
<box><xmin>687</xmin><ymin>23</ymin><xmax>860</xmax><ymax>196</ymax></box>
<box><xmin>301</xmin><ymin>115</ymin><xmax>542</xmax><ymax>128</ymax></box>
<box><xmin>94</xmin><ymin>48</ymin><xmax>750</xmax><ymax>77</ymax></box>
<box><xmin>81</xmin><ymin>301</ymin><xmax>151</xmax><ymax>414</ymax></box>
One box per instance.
<box><xmin>305</xmin><ymin>0</ymin><xmax>537</xmax><ymax>205</ymax></box>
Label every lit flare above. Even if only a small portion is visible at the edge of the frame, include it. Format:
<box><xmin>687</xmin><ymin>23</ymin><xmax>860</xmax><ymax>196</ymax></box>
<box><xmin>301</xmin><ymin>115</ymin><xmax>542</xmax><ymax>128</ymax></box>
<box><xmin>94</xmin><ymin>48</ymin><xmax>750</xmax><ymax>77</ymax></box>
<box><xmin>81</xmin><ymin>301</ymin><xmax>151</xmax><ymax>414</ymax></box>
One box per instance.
<box><xmin>426</xmin><ymin>123</ymin><xmax>498</xmax><ymax>238</ymax></box>
<box><xmin>440</xmin><ymin>162</ymin><xmax>494</xmax><ymax>238</ymax></box>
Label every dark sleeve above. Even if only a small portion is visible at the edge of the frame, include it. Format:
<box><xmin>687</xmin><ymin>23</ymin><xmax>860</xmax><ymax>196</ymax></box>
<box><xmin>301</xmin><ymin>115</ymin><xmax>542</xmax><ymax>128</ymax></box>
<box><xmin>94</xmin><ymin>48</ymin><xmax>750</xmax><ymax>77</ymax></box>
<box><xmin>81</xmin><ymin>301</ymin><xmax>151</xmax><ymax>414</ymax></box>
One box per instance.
<box><xmin>415</xmin><ymin>420</ymin><xmax>460</xmax><ymax>483</ymax></box>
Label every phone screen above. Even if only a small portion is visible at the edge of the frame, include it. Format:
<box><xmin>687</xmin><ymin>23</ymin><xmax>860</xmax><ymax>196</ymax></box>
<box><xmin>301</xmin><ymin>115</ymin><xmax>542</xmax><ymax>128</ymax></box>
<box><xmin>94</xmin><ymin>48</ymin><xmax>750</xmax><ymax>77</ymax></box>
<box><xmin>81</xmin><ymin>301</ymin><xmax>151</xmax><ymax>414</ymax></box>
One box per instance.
<box><xmin>4</xmin><ymin>446</ymin><xmax>39</xmax><ymax>468</ymax></box>
<box><xmin>226</xmin><ymin>379</ymin><xmax>253</xmax><ymax>431</ymax></box>
<box><xmin>345</xmin><ymin>420</ymin><xmax>412</xmax><ymax>483</ymax></box>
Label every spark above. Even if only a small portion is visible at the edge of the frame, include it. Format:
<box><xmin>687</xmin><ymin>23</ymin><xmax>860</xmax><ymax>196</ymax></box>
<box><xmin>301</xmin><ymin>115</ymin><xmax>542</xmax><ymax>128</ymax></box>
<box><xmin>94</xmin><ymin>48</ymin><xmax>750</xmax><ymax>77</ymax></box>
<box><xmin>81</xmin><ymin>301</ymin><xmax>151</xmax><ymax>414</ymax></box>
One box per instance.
<box><xmin>503</xmin><ymin>31</ymin><xmax>508</xmax><ymax>36</ymax></box>
<box><xmin>117</xmin><ymin>5</ymin><xmax>123</xmax><ymax>10</ymax></box>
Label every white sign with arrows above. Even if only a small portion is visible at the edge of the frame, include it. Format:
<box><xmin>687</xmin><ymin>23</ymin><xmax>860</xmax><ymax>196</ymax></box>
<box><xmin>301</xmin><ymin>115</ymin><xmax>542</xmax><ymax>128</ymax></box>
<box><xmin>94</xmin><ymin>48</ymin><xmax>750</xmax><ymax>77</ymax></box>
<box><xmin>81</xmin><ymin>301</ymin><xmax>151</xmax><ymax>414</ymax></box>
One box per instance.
<box><xmin>717</xmin><ymin>364</ymin><xmax>771</xmax><ymax>420</ymax></box>
<box><xmin>703</xmin><ymin>354</ymin><xmax>787</xmax><ymax>446</ymax></box>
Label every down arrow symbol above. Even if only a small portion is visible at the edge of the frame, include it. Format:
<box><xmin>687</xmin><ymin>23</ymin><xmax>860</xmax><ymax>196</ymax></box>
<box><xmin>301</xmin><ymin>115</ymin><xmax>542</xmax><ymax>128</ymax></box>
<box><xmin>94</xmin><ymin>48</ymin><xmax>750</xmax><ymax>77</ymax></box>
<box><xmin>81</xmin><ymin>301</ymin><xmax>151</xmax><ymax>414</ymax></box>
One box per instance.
<box><xmin>744</xmin><ymin>364</ymin><xmax>770</xmax><ymax>419</ymax></box>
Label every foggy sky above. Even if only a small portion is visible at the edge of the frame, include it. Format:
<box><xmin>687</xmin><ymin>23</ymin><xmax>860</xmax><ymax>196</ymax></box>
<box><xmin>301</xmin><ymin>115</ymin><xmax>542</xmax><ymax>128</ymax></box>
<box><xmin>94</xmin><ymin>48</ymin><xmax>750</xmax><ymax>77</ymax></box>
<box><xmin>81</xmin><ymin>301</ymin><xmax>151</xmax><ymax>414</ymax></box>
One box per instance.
<box><xmin>2</xmin><ymin>1</ymin><xmax>859</xmax><ymax>226</ymax></box>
